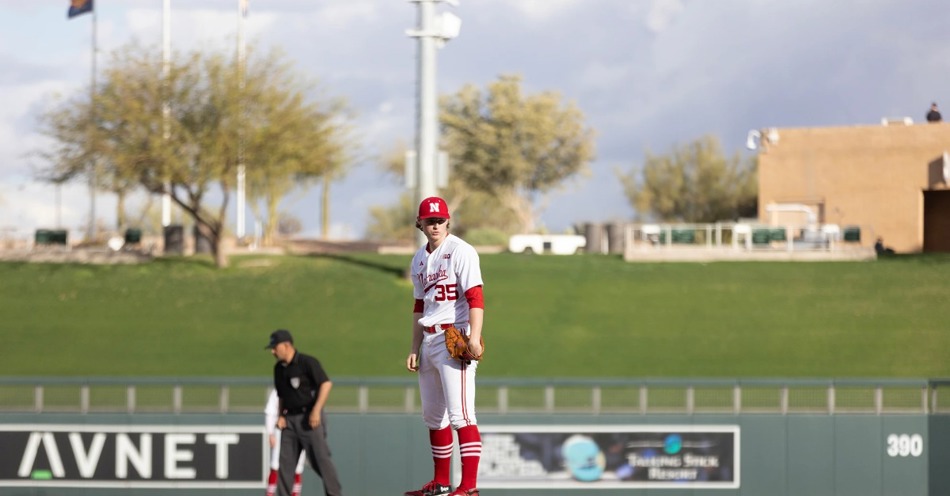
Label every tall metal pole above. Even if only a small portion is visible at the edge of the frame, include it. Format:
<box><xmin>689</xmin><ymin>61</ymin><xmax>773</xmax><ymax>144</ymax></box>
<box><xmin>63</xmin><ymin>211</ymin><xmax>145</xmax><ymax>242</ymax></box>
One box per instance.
<box><xmin>236</xmin><ymin>0</ymin><xmax>248</xmax><ymax>241</ymax></box>
<box><xmin>161</xmin><ymin>0</ymin><xmax>172</xmax><ymax>227</ymax></box>
<box><xmin>411</xmin><ymin>0</ymin><xmax>439</xmax><ymax>246</ymax></box>
<box><xmin>56</xmin><ymin>183</ymin><xmax>62</xmax><ymax>229</ymax></box>
<box><xmin>87</xmin><ymin>7</ymin><xmax>98</xmax><ymax>241</ymax></box>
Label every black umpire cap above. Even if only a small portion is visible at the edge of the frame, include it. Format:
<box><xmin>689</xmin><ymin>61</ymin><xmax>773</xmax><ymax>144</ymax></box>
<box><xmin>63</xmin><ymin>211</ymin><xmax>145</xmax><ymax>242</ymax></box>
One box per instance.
<box><xmin>265</xmin><ymin>329</ymin><xmax>294</xmax><ymax>349</ymax></box>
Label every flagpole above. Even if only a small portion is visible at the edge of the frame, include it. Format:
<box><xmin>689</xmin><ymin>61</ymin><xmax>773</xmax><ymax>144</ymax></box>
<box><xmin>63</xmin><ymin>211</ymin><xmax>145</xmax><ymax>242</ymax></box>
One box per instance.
<box><xmin>161</xmin><ymin>0</ymin><xmax>172</xmax><ymax>227</ymax></box>
<box><xmin>236</xmin><ymin>0</ymin><xmax>247</xmax><ymax>241</ymax></box>
<box><xmin>87</xmin><ymin>4</ymin><xmax>98</xmax><ymax>241</ymax></box>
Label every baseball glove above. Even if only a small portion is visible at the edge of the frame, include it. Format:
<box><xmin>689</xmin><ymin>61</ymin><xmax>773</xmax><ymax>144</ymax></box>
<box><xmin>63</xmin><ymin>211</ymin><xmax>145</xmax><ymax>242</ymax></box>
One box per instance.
<box><xmin>443</xmin><ymin>325</ymin><xmax>484</xmax><ymax>361</ymax></box>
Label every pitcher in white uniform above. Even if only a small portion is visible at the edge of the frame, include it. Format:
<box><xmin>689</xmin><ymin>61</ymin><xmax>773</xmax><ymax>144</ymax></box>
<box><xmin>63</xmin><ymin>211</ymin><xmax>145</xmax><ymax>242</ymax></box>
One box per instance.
<box><xmin>404</xmin><ymin>197</ymin><xmax>485</xmax><ymax>496</ymax></box>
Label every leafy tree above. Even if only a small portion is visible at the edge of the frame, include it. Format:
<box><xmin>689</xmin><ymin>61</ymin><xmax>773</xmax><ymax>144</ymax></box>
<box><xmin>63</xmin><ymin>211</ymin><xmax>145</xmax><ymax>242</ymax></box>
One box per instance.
<box><xmin>618</xmin><ymin>135</ymin><xmax>757</xmax><ymax>223</ymax></box>
<box><xmin>242</xmin><ymin>56</ymin><xmax>354</xmax><ymax>245</ymax></box>
<box><xmin>276</xmin><ymin>212</ymin><xmax>303</xmax><ymax>237</ymax></box>
<box><xmin>367</xmin><ymin>75</ymin><xmax>595</xmax><ymax>241</ymax></box>
<box><xmin>34</xmin><ymin>93</ymin><xmax>137</xmax><ymax>234</ymax></box>
<box><xmin>366</xmin><ymin>193</ymin><xmax>418</xmax><ymax>243</ymax></box>
<box><xmin>440</xmin><ymin>75</ymin><xmax>596</xmax><ymax>232</ymax></box>
<box><xmin>36</xmin><ymin>43</ymin><xmax>352</xmax><ymax>267</ymax></box>
<box><xmin>367</xmin><ymin>142</ymin><xmax>523</xmax><ymax>243</ymax></box>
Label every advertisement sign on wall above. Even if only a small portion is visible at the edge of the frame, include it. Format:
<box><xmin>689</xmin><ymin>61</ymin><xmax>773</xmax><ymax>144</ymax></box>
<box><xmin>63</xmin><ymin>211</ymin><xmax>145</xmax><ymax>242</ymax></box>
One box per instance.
<box><xmin>477</xmin><ymin>424</ymin><xmax>740</xmax><ymax>489</ymax></box>
<box><xmin>0</xmin><ymin>424</ymin><xmax>266</xmax><ymax>489</ymax></box>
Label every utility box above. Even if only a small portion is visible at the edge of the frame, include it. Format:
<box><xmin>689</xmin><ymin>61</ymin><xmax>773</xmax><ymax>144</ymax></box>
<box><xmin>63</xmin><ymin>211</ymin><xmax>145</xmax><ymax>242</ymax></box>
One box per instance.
<box><xmin>193</xmin><ymin>225</ymin><xmax>212</xmax><ymax>254</ymax></box>
<box><xmin>163</xmin><ymin>225</ymin><xmax>184</xmax><ymax>255</ymax></box>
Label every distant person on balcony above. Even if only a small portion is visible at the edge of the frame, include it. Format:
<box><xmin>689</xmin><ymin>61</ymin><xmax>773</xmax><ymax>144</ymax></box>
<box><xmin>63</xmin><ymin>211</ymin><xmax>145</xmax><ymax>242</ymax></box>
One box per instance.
<box><xmin>926</xmin><ymin>102</ymin><xmax>942</xmax><ymax>123</ymax></box>
<box><xmin>874</xmin><ymin>237</ymin><xmax>895</xmax><ymax>256</ymax></box>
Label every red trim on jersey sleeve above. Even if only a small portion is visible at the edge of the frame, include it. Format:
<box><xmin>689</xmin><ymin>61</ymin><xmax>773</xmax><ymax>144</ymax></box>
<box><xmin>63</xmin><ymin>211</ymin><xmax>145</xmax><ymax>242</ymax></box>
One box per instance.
<box><xmin>464</xmin><ymin>285</ymin><xmax>484</xmax><ymax>309</ymax></box>
<box><xmin>413</xmin><ymin>299</ymin><xmax>424</xmax><ymax>313</ymax></box>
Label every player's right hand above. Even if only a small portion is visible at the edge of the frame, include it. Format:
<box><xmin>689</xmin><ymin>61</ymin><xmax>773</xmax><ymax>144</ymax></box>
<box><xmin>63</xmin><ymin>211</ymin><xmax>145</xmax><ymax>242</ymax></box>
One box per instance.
<box><xmin>406</xmin><ymin>353</ymin><xmax>419</xmax><ymax>372</ymax></box>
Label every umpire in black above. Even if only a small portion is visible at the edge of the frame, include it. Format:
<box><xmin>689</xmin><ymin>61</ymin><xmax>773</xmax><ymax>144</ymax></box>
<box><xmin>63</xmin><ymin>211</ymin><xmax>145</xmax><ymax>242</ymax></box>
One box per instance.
<box><xmin>266</xmin><ymin>329</ymin><xmax>343</xmax><ymax>496</ymax></box>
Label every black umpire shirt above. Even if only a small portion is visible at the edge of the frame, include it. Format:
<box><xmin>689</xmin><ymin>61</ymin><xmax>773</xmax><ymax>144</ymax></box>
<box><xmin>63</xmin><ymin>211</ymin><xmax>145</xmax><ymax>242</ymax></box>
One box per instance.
<box><xmin>273</xmin><ymin>351</ymin><xmax>330</xmax><ymax>414</ymax></box>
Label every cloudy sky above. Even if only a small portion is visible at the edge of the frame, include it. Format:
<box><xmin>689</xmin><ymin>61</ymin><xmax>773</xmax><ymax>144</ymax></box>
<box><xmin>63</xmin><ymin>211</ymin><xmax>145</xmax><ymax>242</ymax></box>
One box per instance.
<box><xmin>2</xmin><ymin>0</ymin><xmax>949</xmax><ymax>241</ymax></box>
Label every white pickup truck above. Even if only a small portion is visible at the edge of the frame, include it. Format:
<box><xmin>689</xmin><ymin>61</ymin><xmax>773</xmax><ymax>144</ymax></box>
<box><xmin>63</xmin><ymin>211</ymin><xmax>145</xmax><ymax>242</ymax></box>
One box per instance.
<box><xmin>508</xmin><ymin>234</ymin><xmax>587</xmax><ymax>255</ymax></box>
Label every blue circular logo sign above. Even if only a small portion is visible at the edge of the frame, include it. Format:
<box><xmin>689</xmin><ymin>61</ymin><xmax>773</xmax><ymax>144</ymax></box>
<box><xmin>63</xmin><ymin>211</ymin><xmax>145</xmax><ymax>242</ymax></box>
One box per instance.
<box><xmin>664</xmin><ymin>434</ymin><xmax>682</xmax><ymax>454</ymax></box>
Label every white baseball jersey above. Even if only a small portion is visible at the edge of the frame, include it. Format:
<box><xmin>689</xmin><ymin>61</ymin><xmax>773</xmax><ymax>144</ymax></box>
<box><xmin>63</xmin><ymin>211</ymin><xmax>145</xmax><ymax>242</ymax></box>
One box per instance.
<box><xmin>265</xmin><ymin>390</ymin><xmax>280</xmax><ymax>437</ymax></box>
<box><xmin>264</xmin><ymin>390</ymin><xmax>306</xmax><ymax>473</ymax></box>
<box><xmin>411</xmin><ymin>233</ymin><xmax>483</xmax><ymax>327</ymax></box>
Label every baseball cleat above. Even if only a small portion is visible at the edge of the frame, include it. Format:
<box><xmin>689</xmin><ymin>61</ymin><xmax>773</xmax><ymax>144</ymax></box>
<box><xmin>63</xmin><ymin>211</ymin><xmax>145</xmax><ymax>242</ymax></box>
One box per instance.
<box><xmin>448</xmin><ymin>489</ymin><xmax>478</xmax><ymax>496</ymax></box>
<box><xmin>404</xmin><ymin>480</ymin><xmax>452</xmax><ymax>496</ymax></box>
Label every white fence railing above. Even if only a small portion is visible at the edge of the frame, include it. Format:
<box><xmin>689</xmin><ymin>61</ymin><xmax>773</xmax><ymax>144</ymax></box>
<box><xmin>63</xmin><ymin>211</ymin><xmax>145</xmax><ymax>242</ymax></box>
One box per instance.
<box><xmin>625</xmin><ymin>222</ymin><xmax>871</xmax><ymax>252</ymax></box>
<box><xmin>0</xmin><ymin>377</ymin><xmax>945</xmax><ymax>415</ymax></box>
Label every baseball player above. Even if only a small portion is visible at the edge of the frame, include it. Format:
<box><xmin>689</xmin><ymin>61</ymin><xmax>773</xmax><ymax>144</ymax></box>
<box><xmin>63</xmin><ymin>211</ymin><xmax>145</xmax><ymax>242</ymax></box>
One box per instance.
<box><xmin>404</xmin><ymin>196</ymin><xmax>484</xmax><ymax>496</ymax></box>
<box><xmin>265</xmin><ymin>389</ymin><xmax>307</xmax><ymax>496</ymax></box>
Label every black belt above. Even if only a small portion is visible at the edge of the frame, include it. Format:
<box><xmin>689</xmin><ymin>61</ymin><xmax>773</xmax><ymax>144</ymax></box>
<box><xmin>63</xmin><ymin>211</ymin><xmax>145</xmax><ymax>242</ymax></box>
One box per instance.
<box><xmin>282</xmin><ymin>406</ymin><xmax>311</xmax><ymax>415</ymax></box>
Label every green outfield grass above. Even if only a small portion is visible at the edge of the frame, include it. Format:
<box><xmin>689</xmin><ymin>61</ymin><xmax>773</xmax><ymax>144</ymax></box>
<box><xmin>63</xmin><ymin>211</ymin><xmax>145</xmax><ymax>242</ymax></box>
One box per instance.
<box><xmin>2</xmin><ymin>253</ymin><xmax>949</xmax><ymax>379</ymax></box>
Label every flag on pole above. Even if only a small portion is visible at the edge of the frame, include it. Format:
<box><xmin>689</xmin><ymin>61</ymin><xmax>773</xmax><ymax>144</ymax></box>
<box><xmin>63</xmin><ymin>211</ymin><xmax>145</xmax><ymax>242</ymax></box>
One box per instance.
<box><xmin>68</xmin><ymin>0</ymin><xmax>93</xmax><ymax>19</ymax></box>
<box><xmin>240</xmin><ymin>0</ymin><xmax>249</xmax><ymax>18</ymax></box>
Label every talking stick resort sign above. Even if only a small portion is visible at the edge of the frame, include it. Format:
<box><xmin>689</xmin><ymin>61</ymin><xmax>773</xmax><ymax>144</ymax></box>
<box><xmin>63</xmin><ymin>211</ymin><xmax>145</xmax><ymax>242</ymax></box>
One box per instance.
<box><xmin>475</xmin><ymin>424</ymin><xmax>740</xmax><ymax>489</ymax></box>
<box><xmin>0</xmin><ymin>424</ymin><xmax>266</xmax><ymax>489</ymax></box>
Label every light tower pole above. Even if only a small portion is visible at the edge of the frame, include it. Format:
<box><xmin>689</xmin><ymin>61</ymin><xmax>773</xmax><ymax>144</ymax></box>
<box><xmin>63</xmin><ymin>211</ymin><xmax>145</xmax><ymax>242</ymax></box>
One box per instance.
<box><xmin>407</xmin><ymin>0</ymin><xmax>460</xmax><ymax>245</ymax></box>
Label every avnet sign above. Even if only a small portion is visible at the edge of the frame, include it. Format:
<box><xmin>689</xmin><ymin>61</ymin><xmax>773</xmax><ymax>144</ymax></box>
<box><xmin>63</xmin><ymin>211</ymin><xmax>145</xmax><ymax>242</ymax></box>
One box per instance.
<box><xmin>0</xmin><ymin>424</ymin><xmax>266</xmax><ymax>488</ymax></box>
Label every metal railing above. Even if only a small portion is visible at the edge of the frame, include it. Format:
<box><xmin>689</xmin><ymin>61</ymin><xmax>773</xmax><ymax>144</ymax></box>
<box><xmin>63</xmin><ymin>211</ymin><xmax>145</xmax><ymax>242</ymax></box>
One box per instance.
<box><xmin>1</xmin><ymin>377</ymin><xmax>947</xmax><ymax>415</ymax></box>
<box><xmin>624</xmin><ymin>222</ymin><xmax>873</xmax><ymax>252</ymax></box>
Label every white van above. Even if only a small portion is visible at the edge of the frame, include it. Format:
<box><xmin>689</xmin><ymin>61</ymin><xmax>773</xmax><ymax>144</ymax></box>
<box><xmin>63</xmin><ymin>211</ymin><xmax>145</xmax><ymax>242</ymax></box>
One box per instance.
<box><xmin>508</xmin><ymin>234</ymin><xmax>587</xmax><ymax>255</ymax></box>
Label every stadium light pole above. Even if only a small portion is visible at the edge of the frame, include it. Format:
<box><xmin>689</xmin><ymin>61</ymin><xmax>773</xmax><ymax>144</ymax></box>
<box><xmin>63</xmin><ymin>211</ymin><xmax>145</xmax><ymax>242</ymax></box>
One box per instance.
<box><xmin>406</xmin><ymin>0</ymin><xmax>461</xmax><ymax>246</ymax></box>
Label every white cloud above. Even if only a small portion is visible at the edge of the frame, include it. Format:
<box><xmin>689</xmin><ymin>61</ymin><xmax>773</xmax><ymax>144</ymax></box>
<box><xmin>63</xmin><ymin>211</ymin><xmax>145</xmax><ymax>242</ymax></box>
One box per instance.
<box><xmin>0</xmin><ymin>80</ymin><xmax>77</xmax><ymax>177</ymax></box>
<box><xmin>313</xmin><ymin>1</ymin><xmax>380</xmax><ymax>27</ymax></box>
<box><xmin>644</xmin><ymin>0</ymin><xmax>684</xmax><ymax>34</ymax></box>
<box><xmin>575</xmin><ymin>61</ymin><xmax>630</xmax><ymax>91</ymax></box>
<box><xmin>481</xmin><ymin>0</ymin><xmax>582</xmax><ymax>22</ymax></box>
<box><xmin>124</xmin><ymin>7</ymin><xmax>243</xmax><ymax>52</ymax></box>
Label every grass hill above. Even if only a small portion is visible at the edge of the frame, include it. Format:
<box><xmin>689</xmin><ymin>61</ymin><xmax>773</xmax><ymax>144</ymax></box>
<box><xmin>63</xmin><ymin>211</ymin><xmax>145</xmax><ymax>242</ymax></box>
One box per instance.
<box><xmin>2</xmin><ymin>253</ymin><xmax>948</xmax><ymax>379</ymax></box>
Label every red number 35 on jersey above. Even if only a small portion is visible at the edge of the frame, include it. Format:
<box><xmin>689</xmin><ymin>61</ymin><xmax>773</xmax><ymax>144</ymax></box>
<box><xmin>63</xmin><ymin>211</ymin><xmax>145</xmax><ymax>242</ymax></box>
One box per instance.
<box><xmin>433</xmin><ymin>284</ymin><xmax>458</xmax><ymax>302</ymax></box>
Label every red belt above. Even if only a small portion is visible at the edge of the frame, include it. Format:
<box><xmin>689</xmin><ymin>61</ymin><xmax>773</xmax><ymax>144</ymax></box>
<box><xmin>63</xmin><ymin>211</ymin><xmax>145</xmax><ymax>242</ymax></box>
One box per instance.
<box><xmin>424</xmin><ymin>323</ymin><xmax>455</xmax><ymax>333</ymax></box>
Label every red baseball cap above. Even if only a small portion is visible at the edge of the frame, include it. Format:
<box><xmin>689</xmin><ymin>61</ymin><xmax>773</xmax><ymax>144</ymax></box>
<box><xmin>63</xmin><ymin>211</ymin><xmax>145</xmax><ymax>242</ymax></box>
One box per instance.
<box><xmin>417</xmin><ymin>196</ymin><xmax>450</xmax><ymax>219</ymax></box>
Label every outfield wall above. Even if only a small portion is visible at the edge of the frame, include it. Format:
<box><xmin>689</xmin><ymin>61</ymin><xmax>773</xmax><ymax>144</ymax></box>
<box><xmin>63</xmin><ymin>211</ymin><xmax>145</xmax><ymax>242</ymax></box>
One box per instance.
<box><xmin>1</xmin><ymin>412</ymin><xmax>948</xmax><ymax>496</ymax></box>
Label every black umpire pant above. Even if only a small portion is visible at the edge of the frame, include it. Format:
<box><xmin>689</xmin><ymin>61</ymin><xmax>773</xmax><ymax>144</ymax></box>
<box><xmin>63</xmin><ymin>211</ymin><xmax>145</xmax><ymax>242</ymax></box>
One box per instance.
<box><xmin>279</xmin><ymin>409</ymin><xmax>343</xmax><ymax>496</ymax></box>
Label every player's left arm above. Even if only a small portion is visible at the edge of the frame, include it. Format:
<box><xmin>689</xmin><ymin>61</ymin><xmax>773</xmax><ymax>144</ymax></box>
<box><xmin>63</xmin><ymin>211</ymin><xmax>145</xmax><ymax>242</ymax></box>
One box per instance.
<box><xmin>468</xmin><ymin>306</ymin><xmax>484</xmax><ymax>357</ymax></box>
<box><xmin>457</xmin><ymin>244</ymin><xmax>485</xmax><ymax>357</ymax></box>
<box><xmin>465</xmin><ymin>285</ymin><xmax>484</xmax><ymax>357</ymax></box>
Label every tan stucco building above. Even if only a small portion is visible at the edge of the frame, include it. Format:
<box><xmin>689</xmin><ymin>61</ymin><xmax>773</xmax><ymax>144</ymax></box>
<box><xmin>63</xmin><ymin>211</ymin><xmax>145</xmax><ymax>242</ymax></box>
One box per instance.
<box><xmin>756</xmin><ymin>122</ymin><xmax>950</xmax><ymax>253</ymax></box>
